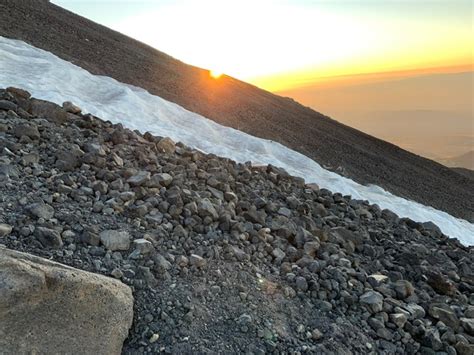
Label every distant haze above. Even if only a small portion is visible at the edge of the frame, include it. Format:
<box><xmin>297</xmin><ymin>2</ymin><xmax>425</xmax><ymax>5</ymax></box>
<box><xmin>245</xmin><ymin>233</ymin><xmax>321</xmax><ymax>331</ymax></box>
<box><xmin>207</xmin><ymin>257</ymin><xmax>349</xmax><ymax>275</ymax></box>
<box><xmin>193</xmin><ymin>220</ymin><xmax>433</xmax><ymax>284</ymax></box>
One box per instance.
<box><xmin>277</xmin><ymin>70</ymin><xmax>474</xmax><ymax>169</ymax></box>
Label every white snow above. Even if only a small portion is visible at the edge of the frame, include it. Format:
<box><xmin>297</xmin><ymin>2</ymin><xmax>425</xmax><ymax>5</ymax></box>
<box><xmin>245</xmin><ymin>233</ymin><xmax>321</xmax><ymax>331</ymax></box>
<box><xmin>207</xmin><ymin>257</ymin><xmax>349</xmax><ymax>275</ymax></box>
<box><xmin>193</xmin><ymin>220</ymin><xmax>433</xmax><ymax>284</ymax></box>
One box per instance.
<box><xmin>0</xmin><ymin>36</ymin><xmax>472</xmax><ymax>246</ymax></box>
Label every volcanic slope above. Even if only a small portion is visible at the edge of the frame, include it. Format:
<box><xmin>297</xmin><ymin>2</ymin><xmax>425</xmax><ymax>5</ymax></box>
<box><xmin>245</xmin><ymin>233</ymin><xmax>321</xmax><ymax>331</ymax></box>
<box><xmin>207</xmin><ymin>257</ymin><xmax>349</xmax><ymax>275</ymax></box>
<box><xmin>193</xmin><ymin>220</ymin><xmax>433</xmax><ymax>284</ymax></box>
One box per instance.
<box><xmin>0</xmin><ymin>88</ymin><xmax>473</xmax><ymax>354</ymax></box>
<box><xmin>0</xmin><ymin>0</ymin><xmax>472</xmax><ymax>222</ymax></box>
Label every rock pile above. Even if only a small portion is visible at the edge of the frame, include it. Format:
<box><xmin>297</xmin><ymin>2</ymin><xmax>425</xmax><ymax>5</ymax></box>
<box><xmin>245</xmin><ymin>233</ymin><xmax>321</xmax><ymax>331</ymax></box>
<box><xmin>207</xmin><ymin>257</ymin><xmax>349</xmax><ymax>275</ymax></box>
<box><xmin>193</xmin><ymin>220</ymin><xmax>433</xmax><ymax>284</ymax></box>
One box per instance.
<box><xmin>0</xmin><ymin>87</ymin><xmax>473</xmax><ymax>354</ymax></box>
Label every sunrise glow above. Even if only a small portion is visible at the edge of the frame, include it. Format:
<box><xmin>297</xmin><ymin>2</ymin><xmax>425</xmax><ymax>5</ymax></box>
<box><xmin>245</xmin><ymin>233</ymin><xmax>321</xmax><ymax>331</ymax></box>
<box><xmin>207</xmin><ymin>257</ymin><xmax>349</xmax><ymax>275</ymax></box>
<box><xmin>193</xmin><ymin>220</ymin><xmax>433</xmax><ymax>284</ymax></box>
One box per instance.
<box><xmin>53</xmin><ymin>0</ymin><xmax>473</xmax><ymax>92</ymax></box>
<box><xmin>210</xmin><ymin>70</ymin><xmax>223</xmax><ymax>79</ymax></box>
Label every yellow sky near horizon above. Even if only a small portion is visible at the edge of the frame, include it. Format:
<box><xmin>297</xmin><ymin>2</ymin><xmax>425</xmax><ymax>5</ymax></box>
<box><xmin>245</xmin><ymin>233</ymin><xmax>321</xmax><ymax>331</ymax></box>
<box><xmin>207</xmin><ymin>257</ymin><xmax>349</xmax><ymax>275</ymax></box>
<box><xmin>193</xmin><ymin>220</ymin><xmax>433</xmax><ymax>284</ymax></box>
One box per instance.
<box><xmin>54</xmin><ymin>0</ymin><xmax>473</xmax><ymax>92</ymax></box>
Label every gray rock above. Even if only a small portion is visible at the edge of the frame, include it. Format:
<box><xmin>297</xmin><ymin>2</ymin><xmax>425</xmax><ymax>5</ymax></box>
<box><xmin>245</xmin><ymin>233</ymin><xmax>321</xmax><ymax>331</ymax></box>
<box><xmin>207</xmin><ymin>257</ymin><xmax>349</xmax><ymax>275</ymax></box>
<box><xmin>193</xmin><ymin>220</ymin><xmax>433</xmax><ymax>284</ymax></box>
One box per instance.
<box><xmin>99</xmin><ymin>230</ymin><xmax>130</xmax><ymax>251</ymax></box>
<box><xmin>28</xmin><ymin>202</ymin><xmax>55</xmax><ymax>220</ymax></box>
<box><xmin>62</xmin><ymin>101</ymin><xmax>81</xmax><ymax>114</ymax></box>
<box><xmin>303</xmin><ymin>241</ymin><xmax>320</xmax><ymax>257</ymax></box>
<box><xmin>127</xmin><ymin>171</ymin><xmax>151</xmax><ymax>187</ymax></box>
<box><xmin>392</xmin><ymin>280</ymin><xmax>414</xmax><ymax>300</ymax></box>
<box><xmin>197</xmin><ymin>199</ymin><xmax>218</xmax><ymax>220</ymax></box>
<box><xmin>422</xmin><ymin>328</ymin><xmax>442</xmax><ymax>351</ymax></box>
<box><xmin>460</xmin><ymin>318</ymin><xmax>474</xmax><ymax>335</ymax></box>
<box><xmin>295</xmin><ymin>276</ymin><xmax>308</xmax><ymax>292</ymax></box>
<box><xmin>404</xmin><ymin>303</ymin><xmax>426</xmax><ymax>319</ymax></box>
<box><xmin>133</xmin><ymin>238</ymin><xmax>154</xmax><ymax>255</ymax></box>
<box><xmin>272</xmin><ymin>248</ymin><xmax>286</xmax><ymax>260</ymax></box>
<box><xmin>455</xmin><ymin>341</ymin><xmax>474</xmax><ymax>355</ymax></box>
<box><xmin>359</xmin><ymin>291</ymin><xmax>384</xmax><ymax>314</ymax></box>
<box><xmin>277</xmin><ymin>207</ymin><xmax>291</xmax><ymax>218</ymax></box>
<box><xmin>156</xmin><ymin>137</ymin><xmax>175</xmax><ymax>154</ymax></box>
<box><xmin>56</xmin><ymin>149</ymin><xmax>82</xmax><ymax>171</ymax></box>
<box><xmin>0</xmin><ymin>99</ymin><xmax>17</xmax><ymax>111</ymax></box>
<box><xmin>190</xmin><ymin>254</ymin><xmax>207</xmax><ymax>268</ymax></box>
<box><xmin>0</xmin><ymin>246</ymin><xmax>133</xmax><ymax>354</ymax></box>
<box><xmin>154</xmin><ymin>254</ymin><xmax>172</xmax><ymax>271</ymax></box>
<box><xmin>6</xmin><ymin>87</ymin><xmax>31</xmax><ymax>100</ymax></box>
<box><xmin>368</xmin><ymin>274</ymin><xmax>388</xmax><ymax>288</ymax></box>
<box><xmin>35</xmin><ymin>227</ymin><xmax>63</xmax><ymax>248</ymax></box>
<box><xmin>13</xmin><ymin>123</ymin><xmax>40</xmax><ymax>140</ymax></box>
<box><xmin>149</xmin><ymin>173</ymin><xmax>173</xmax><ymax>187</ymax></box>
<box><xmin>429</xmin><ymin>305</ymin><xmax>459</xmax><ymax>330</ymax></box>
<box><xmin>29</xmin><ymin>98</ymin><xmax>68</xmax><ymax>123</ymax></box>
<box><xmin>311</xmin><ymin>328</ymin><xmax>323</xmax><ymax>340</ymax></box>
<box><xmin>390</xmin><ymin>313</ymin><xmax>408</xmax><ymax>328</ymax></box>
<box><xmin>0</xmin><ymin>223</ymin><xmax>13</xmax><ymax>237</ymax></box>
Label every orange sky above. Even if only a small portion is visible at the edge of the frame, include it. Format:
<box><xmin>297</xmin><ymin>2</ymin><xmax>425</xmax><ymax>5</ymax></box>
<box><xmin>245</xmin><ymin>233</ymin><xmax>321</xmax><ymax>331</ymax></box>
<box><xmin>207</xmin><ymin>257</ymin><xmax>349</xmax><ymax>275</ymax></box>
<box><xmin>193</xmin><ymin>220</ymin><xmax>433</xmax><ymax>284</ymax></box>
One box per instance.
<box><xmin>53</xmin><ymin>0</ymin><xmax>473</xmax><ymax>92</ymax></box>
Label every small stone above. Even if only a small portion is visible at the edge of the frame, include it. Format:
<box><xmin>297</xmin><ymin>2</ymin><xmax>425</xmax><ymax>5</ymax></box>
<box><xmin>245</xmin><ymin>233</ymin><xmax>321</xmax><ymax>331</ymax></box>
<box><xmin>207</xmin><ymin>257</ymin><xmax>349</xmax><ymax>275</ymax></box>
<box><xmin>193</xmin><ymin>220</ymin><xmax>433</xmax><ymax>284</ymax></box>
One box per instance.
<box><xmin>28</xmin><ymin>202</ymin><xmax>55</xmax><ymax>220</ymax></box>
<box><xmin>359</xmin><ymin>291</ymin><xmax>384</xmax><ymax>314</ymax></box>
<box><xmin>0</xmin><ymin>100</ymin><xmax>18</xmax><ymax>111</ymax></box>
<box><xmin>35</xmin><ymin>227</ymin><xmax>63</xmax><ymax>248</ymax></box>
<box><xmin>460</xmin><ymin>318</ymin><xmax>474</xmax><ymax>335</ymax></box>
<box><xmin>429</xmin><ymin>306</ymin><xmax>459</xmax><ymax>330</ymax></box>
<box><xmin>149</xmin><ymin>333</ymin><xmax>160</xmax><ymax>343</ymax></box>
<box><xmin>156</xmin><ymin>137</ymin><xmax>175</xmax><ymax>154</ymax></box>
<box><xmin>455</xmin><ymin>341</ymin><xmax>474</xmax><ymax>355</ymax></box>
<box><xmin>149</xmin><ymin>173</ymin><xmax>173</xmax><ymax>187</ymax></box>
<box><xmin>277</xmin><ymin>207</ymin><xmax>291</xmax><ymax>218</ymax></box>
<box><xmin>111</xmin><ymin>268</ymin><xmax>123</xmax><ymax>279</ymax></box>
<box><xmin>127</xmin><ymin>171</ymin><xmax>150</xmax><ymax>187</ymax></box>
<box><xmin>368</xmin><ymin>274</ymin><xmax>388</xmax><ymax>288</ymax></box>
<box><xmin>426</xmin><ymin>271</ymin><xmax>456</xmax><ymax>296</ymax></box>
<box><xmin>62</xmin><ymin>101</ymin><xmax>82</xmax><ymax>114</ymax></box>
<box><xmin>99</xmin><ymin>230</ymin><xmax>130</xmax><ymax>251</ymax></box>
<box><xmin>133</xmin><ymin>239</ymin><xmax>154</xmax><ymax>255</ymax></box>
<box><xmin>390</xmin><ymin>313</ymin><xmax>408</xmax><ymax>328</ymax></box>
<box><xmin>295</xmin><ymin>276</ymin><xmax>308</xmax><ymax>292</ymax></box>
<box><xmin>311</xmin><ymin>329</ymin><xmax>323</xmax><ymax>340</ymax></box>
<box><xmin>272</xmin><ymin>248</ymin><xmax>285</xmax><ymax>260</ymax></box>
<box><xmin>423</xmin><ymin>328</ymin><xmax>442</xmax><ymax>351</ymax></box>
<box><xmin>13</xmin><ymin>123</ymin><xmax>40</xmax><ymax>140</ymax></box>
<box><xmin>392</xmin><ymin>280</ymin><xmax>414</xmax><ymax>300</ymax></box>
<box><xmin>224</xmin><ymin>191</ymin><xmax>238</xmax><ymax>202</ymax></box>
<box><xmin>197</xmin><ymin>199</ymin><xmax>218</xmax><ymax>220</ymax></box>
<box><xmin>377</xmin><ymin>328</ymin><xmax>393</xmax><ymax>341</ymax></box>
<box><xmin>404</xmin><ymin>303</ymin><xmax>426</xmax><ymax>320</ymax></box>
<box><xmin>189</xmin><ymin>254</ymin><xmax>206</xmax><ymax>268</ymax></box>
<box><xmin>303</xmin><ymin>241</ymin><xmax>320</xmax><ymax>258</ymax></box>
<box><xmin>6</xmin><ymin>87</ymin><xmax>31</xmax><ymax>99</ymax></box>
<box><xmin>0</xmin><ymin>224</ymin><xmax>13</xmax><ymax>237</ymax></box>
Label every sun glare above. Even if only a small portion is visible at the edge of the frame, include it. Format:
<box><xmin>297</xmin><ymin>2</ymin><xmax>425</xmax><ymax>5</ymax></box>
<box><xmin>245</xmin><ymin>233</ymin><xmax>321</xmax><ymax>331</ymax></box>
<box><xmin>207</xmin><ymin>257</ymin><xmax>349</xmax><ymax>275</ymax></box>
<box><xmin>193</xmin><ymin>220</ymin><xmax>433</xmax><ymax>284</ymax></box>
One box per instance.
<box><xmin>210</xmin><ymin>70</ymin><xmax>222</xmax><ymax>79</ymax></box>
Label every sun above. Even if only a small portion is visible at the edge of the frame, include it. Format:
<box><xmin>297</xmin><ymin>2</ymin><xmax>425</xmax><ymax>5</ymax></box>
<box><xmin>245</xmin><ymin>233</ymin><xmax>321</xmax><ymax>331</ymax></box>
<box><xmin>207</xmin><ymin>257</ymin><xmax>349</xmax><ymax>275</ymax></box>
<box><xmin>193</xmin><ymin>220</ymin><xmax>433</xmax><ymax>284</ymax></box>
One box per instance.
<box><xmin>210</xmin><ymin>70</ymin><xmax>223</xmax><ymax>79</ymax></box>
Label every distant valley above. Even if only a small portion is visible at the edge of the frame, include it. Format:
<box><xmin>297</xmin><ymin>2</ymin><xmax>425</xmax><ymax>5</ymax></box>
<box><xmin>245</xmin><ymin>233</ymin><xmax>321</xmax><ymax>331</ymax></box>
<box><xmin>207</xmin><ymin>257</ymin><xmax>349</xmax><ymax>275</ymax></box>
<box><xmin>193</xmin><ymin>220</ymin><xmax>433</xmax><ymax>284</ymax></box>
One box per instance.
<box><xmin>278</xmin><ymin>70</ymin><xmax>473</xmax><ymax>170</ymax></box>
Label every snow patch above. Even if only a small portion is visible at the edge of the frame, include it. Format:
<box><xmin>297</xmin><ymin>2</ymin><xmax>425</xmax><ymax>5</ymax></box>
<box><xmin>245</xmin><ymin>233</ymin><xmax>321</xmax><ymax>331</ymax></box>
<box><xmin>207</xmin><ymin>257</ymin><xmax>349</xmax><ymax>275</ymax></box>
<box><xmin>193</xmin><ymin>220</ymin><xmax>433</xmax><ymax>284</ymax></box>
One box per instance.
<box><xmin>0</xmin><ymin>36</ymin><xmax>472</xmax><ymax>245</ymax></box>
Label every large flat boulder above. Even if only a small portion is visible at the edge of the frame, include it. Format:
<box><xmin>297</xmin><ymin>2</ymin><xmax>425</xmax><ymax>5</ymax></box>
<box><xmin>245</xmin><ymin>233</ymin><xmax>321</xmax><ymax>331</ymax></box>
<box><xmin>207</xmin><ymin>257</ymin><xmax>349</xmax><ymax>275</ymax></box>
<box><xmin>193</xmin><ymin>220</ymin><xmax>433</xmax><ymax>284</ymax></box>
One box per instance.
<box><xmin>0</xmin><ymin>246</ymin><xmax>134</xmax><ymax>354</ymax></box>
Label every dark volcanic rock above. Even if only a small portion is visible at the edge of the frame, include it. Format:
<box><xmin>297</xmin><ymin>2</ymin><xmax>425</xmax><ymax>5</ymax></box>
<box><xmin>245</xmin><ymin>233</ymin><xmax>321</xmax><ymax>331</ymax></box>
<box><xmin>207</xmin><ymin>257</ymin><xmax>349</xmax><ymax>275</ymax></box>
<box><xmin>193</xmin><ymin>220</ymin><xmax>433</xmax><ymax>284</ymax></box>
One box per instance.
<box><xmin>1</xmin><ymin>0</ymin><xmax>472</xmax><ymax>223</ymax></box>
<box><xmin>0</xmin><ymin>89</ymin><xmax>472</xmax><ymax>354</ymax></box>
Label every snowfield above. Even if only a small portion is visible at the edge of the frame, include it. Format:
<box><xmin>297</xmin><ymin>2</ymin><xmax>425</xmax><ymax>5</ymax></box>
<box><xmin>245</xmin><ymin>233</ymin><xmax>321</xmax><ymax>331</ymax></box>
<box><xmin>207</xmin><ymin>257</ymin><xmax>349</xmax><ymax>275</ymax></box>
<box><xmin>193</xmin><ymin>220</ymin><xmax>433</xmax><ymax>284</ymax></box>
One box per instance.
<box><xmin>1</xmin><ymin>36</ymin><xmax>472</xmax><ymax>246</ymax></box>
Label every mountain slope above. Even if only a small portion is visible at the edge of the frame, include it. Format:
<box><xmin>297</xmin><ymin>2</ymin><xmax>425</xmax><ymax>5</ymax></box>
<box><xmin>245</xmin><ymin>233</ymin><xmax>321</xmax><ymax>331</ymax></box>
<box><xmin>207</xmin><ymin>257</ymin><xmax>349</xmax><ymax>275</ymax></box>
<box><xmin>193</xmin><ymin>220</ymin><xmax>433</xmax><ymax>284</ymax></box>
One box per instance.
<box><xmin>1</xmin><ymin>0</ymin><xmax>473</xmax><ymax>222</ymax></box>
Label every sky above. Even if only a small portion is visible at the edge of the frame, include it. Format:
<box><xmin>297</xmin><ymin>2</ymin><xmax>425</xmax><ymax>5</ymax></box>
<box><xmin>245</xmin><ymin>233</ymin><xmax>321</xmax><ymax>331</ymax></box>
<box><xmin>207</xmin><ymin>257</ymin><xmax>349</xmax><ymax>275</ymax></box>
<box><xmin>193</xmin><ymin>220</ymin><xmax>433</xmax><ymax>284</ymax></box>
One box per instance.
<box><xmin>52</xmin><ymin>0</ymin><xmax>473</xmax><ymax>91</ymax></box>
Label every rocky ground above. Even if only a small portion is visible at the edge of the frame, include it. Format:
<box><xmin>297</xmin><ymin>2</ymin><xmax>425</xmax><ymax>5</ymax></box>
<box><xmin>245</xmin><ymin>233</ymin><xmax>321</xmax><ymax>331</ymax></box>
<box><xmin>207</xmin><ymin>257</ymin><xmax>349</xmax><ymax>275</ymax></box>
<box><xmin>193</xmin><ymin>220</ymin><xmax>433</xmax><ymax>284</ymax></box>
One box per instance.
<box><xmin>0</xmin><ymin>87</ymin><xmax>473</xmax><ymax>354</ymax></box>
<box><xmin>1</xmin><ymin>0</ymin><xmax>473</xmax><ymax>223</ymax></box>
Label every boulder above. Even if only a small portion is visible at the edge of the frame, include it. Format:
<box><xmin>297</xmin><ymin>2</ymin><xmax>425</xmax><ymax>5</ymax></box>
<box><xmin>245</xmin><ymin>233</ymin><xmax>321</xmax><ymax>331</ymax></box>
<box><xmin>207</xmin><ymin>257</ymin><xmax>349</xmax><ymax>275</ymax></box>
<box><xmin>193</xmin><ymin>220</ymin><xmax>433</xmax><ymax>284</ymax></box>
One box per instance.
<box><xmin>0</xmin><ymin>246</ymin><xmax>133</xmax><ymax>354</ymax></box>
